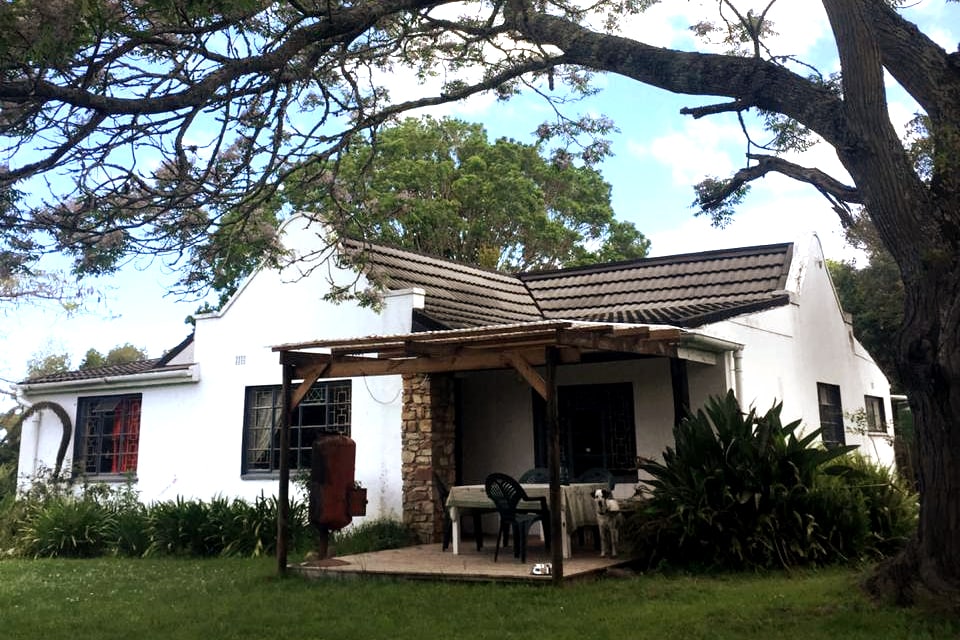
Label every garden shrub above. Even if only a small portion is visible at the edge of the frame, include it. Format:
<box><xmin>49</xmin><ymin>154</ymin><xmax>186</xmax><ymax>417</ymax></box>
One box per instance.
<box><xmin>18</xmin><ymin>492</ymin><xmax>115</xmax><ymax>557</ymax></box>
<box><xmin>627</xmin><ymin>390</ymin><xmax>859</xmax><ymax>571</ymax></box>
<box><xmin>820</xmin><ymin>454</ymin><xmax>917</xmax><ymax>557</ymax></box>
<box><xmin>331</xmin><ymin>518</ymin><xmax>416</xmax><ymax>556</ymax></box>
<box><xmin>0</xmin><ymin>463</ymin><xmax>22</xmax><ymax>554</ymax></box>
<box><xmin>4</xmin><ymin>468</ymin><xmax>309</xmax><ymax>559</ymax></box>
<box><xmin>145</xmin><ymin>493</ymin><xmax>310</xmax><ymax>558</ymax></box>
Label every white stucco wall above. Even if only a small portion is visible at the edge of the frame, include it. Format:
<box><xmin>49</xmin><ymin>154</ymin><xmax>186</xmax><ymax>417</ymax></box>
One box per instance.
<box><xmin>19</xmin><ymin>216</ymin><xmax>411</xmax><ymax>520</ymax></box>
<box><xmin>699</xmin><ymin>235</ymin><xmax>895</xmax><ymax>467</ymax></box>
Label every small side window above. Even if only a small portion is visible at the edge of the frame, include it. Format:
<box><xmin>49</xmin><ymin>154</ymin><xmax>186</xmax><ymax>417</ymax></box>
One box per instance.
<box><xmin>817</xmin><ymin>383</ymin><xmax>845</xmax><ymax>447</ymax></box>
<box><xmin>864</xmin><ymin>395</ymin><xmax>887</xmax><ymax>433</ymax></box>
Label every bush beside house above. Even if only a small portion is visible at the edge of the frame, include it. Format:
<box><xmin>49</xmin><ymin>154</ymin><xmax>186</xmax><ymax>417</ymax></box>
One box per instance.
<box><xmin>625</xmin><ymin>391</ymin><xmax>917</xmax><ymax>572</ymax></box>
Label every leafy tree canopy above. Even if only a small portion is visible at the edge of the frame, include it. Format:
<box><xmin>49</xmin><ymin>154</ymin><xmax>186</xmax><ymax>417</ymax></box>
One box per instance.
<box><xmin>26</xmin><ymin>343</ymin><xmax>148</xmax><ymax>379</ymax></box>
<box><xmin>0</xmin><ymin>407</ymin><xmax>19</xmax><ymax>466</ymax></box>
<box><xmin>25</xmin><ymin>351</ymin><xmax>71</xmax><ymax>379</ymax></box>
<box><xmin>79</xmin><ymin>343</ymin><xmax>149</xmax><ymax>370</ymax></box>
<box><xmin>285</xmin><ymin>116</ymin><xmax>649</xmax><ymax>271</ymax></box>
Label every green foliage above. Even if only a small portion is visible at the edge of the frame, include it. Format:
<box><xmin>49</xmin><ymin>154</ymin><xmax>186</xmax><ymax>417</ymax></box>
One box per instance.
<box><xmin>3</xmin><ymin>471</ymin><xmax>308</xmax><ymax>559</ymax></box>
<box><xmin>11</xmin><ymin>475</ymin><xmax>129</xmax><ymax>558</ymax></box>
<box><xmin>79</xmin><ymin>343</ymin><xmax>150</xmax><ymax>370</ymax></box>
<box><xmin>17</xmin><ymin>491</ymin><xmax>115</xmax><ymax>557</ymax></box>
<box><xmin>285</xmin><ymin>116</ymin><xmax>649</xmax><ymax>272</ymax></box>
<box><xmin>628</xmin><ymin>390</ymin><xmax>874</xmax><ymax>571</ymax></box>
<box><xmin>145</xmin><ymin>494</ymin><xmax>308</xmax><ymax>558</ymax></box>
<box><xmin>330</xmin><ymin>518</ymin><xmax>417</xmax><ymax>556</ymax></box>
<box><xmin>0</xmin><ymin>407</ymin><xmax>19</xmax><ymax>503</ymax></box>
<box><xmin>25</xmin><ymin>350</ymin><xmax>71</xmax><ymax>378</ymax></box>
<box><xmin>823</xmin><ymin>454</ymin><xmax>918</xmax><ymax>557</ymax></box>
<box><xmin>691</xmin><ymin>176</ymin><xmax>750</xmax><ymax>226</ymax></box>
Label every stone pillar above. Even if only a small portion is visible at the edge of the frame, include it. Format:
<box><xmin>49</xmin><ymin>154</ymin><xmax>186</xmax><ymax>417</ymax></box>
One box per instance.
<box><xmin>401</xmin><ymin>372</ymin><xmax>456</xmax><ymax>543</ymax></box>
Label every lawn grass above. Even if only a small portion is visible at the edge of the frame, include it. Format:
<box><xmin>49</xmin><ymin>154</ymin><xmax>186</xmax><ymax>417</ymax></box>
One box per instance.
<box><xmin>1</xmin><ymin>558</ymin><xmax>956</xmax><ymax>640</ymax></box>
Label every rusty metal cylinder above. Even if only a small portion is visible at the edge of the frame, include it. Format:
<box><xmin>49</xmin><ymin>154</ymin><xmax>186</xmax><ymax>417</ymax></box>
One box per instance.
<box><xmin>309</xmin><ymin>435</ymin><xmax>357</xmax><ymax>531</ymax></box>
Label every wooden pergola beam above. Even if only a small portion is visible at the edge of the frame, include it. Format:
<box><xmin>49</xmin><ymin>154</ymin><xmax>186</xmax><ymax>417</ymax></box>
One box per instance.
<box><xmin>502</xmin><ymin>351</ymin><xmax>547</xmax><ymax>399</ymax></box>
<box><xmin>285</xmin><ymin>346</ymin><xmax>585</xmax><ymax>382</ymax></box>
<box><xmin>273</xmin><ymin>320</ymin><xmax>575</xmax><ymax>353</ymax></box>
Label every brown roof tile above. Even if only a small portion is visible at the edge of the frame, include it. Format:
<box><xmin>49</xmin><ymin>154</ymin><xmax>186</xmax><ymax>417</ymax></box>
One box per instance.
<box><xmin>21</xmin><ymin>334</ymin><xmax>195</xmax><ymax>385</ymax></box>
<box><xmin>341</xmin><ymin>239</ymin><xmax>542</xmax><ymax>328</ymax></box>
<box><xmin>520</xmin><ymin>243</ymin><xmax>793</xmax><ymax>327</ymax></box>
<box><xmin>23</xmin><ymin>359</ymin><xmax>163</xmax><ymax>384</ymax></box>
<box><xmin>344</xmin><ymin>239</ymin><xmax>793</xmax><ymax>329</ymax></box>
<box><xmin>25</xmin><ymin>243</ymin><xmax>794</xmax><ymax>386</ymax></box>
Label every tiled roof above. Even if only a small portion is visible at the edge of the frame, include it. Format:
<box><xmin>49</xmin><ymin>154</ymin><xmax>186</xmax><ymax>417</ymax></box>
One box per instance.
<box><xmin>23</xmin><ymin>359</ymin><xmax>163</xmax><ymax>384</ymax></box>
<box><xmin>24</xmin><ymin>243</ymin><xmax>793</xmax><ymax>386</ymax></box>
<box><xmin>520</xmin><ymin>244</ymin><xmax>794</xmax><ymax>327</ymax></box>
<box><xmin>21</xmin><ymin>334</ymin><xmax>195</xmax><ymax>385</ymax></box>
<box><xmin>340</xmin><ymin>239</ymin><xmax>542</xmax><ymax>329</ymax></box>
<box><xmin>345</xmin><ymin>240</ymin><xmax>794</xmax><ymax>329</ymax></box>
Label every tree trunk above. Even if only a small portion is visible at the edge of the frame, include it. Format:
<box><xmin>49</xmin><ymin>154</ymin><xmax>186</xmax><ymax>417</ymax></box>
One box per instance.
<box><xmin>869</xmin><ymin>264</ymin><xmax>960</xmax><ymax>604</ymax></box>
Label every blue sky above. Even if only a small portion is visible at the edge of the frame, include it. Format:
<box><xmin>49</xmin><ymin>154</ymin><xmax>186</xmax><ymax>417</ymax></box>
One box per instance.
<box><xmin>2</xmin><ymin>1</ymin><xmax>958</xmax><ymax>396</ymax></box>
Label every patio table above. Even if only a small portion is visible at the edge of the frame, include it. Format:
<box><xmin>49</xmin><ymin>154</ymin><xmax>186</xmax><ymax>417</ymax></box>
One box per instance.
<box><xmin>446</xmin><ymin>482</ymin><xmax>607</xmax><ymax>559</ymax></box>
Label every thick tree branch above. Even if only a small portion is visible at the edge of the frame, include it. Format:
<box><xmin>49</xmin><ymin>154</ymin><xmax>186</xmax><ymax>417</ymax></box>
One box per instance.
<box><xmin>822</xmin><ymin>0</ymin><xmax>937</xmax><ymax>264</ymax></box>
<box><xmin>505</xmin><ymin>5</ymin><xmax>849</xmax><ymax>148</ymax></box>
<box><xmin>863</xmin><ymin>0</ymin><xmax>960</xmax><ymax>122</ymax></box>
<box><xmin>681</xmin><ymin>100</ymin><xmax>752</xmax><ymax>118</ymax></box>
<box><xmin>699</xmin><ymin>153</ymin><xmax>862</xmax><ymax>220</ymax></box>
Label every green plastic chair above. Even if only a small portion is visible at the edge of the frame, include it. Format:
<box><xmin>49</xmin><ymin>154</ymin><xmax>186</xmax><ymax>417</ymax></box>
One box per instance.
<box><xmin>484</xmin><ymin>472</ymin><xmax>551</xmax><ymax>563</ymax></box>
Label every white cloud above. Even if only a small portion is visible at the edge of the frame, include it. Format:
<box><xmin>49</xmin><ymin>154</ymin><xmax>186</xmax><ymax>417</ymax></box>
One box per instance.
<box><xmin>619</xmin><ymin>0</ymin><xmax>829</xmax><ymax>56</ymax></box>
<box><xmin>627</xmin><ymin>117</ymin><xmax>742</xmax><ymax>185</ymax></box>
<box><xmin>648</xmin><ymin>180</ymin><xmax>863</xmax><ymax>264</ymax></box>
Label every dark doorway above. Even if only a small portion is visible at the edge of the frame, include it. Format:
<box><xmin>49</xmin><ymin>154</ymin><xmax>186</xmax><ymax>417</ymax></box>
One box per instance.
<box><xmin>533</xmin><ymin>382</ymin><xmax>638</xmax><ymax>484</ymax></box>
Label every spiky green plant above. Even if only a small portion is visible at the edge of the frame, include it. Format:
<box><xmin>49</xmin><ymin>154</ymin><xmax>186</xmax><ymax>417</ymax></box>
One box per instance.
<box><xmin>631</xmin><ymin>390</ymin><xmax>857</xmax><ymax>570</ymax></box>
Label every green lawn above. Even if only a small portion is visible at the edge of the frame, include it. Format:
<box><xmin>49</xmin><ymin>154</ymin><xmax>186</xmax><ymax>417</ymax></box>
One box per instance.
<box><xmin>1</xmin><ymin>558</ymin><xmax>955</xmax><ymax>640</ymax></box>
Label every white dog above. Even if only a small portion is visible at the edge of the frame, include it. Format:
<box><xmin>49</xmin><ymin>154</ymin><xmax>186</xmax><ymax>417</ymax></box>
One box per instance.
<box><xmin>593</xmin><ymin>488</ymin><xmax>623</xmax><ymax>557</ymax></box>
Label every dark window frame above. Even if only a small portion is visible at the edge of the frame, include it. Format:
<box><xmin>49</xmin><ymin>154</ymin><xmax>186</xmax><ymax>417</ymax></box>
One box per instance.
<box><xmin>74</xmin><ymin>393</ymin><xmax>143</xmax><ymax>478</ymax></box>
<box><xmin>241</xmin><ymin>380</ymin><xmax>352</xmax><ymax>475</ymax></box>
<box><xmin>864</xmin><ymin>395</ymin><xmax>887</xmax><ymax>433</ymax></box>
<box><xmin>817</xmin><ymin>382</ymin><xmax>846</xmax><ymax>447</ymax></box>
<box><xmin>533</xmin><ymin>382</ymin><xmax>638</xmax><ymax>484</ymax></box>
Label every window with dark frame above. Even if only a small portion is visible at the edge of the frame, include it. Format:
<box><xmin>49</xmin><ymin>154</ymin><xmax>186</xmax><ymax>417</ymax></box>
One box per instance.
<box><xmin>817</xmin><ymin>382</ymin><xmax>845</xmax><ymax>447</ymax></box>
<box><xmin>74</xmin><ymin>394</ymin><xmax>142</xmax><ymax>477</ymax></box>
<box><xmin>532</xmin><ymin>382</ymin><xmax>638</xmax><ymax>484</ymax></box>
<box><xmin>864</xmin><ymin>395</ymin><xmax>887</xmax><ymax>433</ymax></box>
<box><xmin>242</xmin><ymin>380</ymin><xmax>352</xmax><ymax>474</ymax></box>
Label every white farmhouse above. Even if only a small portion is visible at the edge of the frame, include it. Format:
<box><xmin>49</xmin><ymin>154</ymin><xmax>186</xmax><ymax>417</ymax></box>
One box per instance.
<box><xmin>16</xmin><ymin>215</ymin><xmax>894</xmax><ymax>541</ymax></box>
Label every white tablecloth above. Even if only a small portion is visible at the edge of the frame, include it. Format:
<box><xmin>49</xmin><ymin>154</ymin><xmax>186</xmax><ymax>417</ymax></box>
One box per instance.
<box><xmin>445</xmin><ymin>482</ymin><xmax>606</xmax><ymax>558</ymax></box>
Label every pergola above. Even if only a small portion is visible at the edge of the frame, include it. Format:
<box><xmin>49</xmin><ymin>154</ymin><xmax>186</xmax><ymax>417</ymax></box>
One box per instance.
<box><xmin>272</xmin><ymin>320</ymin><xmax>741</xmax><ymax>584</ymax></box>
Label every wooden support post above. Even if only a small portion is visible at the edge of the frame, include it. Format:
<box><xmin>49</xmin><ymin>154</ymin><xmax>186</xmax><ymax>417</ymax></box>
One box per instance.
<box><xmin>545</xmin><ymin>346</ymin><xmax>563</xmax><ymax>584</ymax></box>
<box><xmin>277</xmin><ymin>361</ymin><xmax>293</xmax><ymax>576</ymax></box>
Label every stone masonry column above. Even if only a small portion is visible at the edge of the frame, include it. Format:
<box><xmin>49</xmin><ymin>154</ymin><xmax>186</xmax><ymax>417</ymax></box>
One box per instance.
<box><xmin>401</xmin><ymin>372</ymin><xmax>456</xmax><ymax>543</ymax></box>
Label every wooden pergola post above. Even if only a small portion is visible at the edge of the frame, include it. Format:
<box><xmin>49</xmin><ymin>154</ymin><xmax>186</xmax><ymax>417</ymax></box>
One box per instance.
<box><xmin>277</xmin><ymin>360</ymin><xmax>293</xmax><ymax>576</ymax></box>
<box><xmin>545</xmin><ymin>346</ymin><xmax>563</xmax><ymax>584</ymax></box>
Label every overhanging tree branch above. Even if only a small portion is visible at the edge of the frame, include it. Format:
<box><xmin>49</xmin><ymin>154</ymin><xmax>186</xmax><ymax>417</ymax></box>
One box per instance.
<box><xmin>697</xmin><ymin>153</ymin><xmax>862</xmax><ymax>219</ymax></box>
<box><xmin>822</xmin><ymin>0</ymin><xmax>937</xmax><ymax>264</ymax></box>
<box><xmin>863</xmin><ymin>0</ymin><xmax>960</xmax><ymax>121</ymax></box>
<box><xmin>505</xmin><ymin>5</ymin><xmax>850</xmax><ymax>148</ymax></box>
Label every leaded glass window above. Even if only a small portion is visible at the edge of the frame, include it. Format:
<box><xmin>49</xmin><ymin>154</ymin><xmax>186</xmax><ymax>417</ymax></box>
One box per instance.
<box><xmin>242</xmin><ymin>380</ymin><xmax>352</xmax><ymax>474</ymax></box>
<box><xmin>74</xmin><ymin>394</ymin><xmax>142</xmax><ymax>477</ymax></box>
